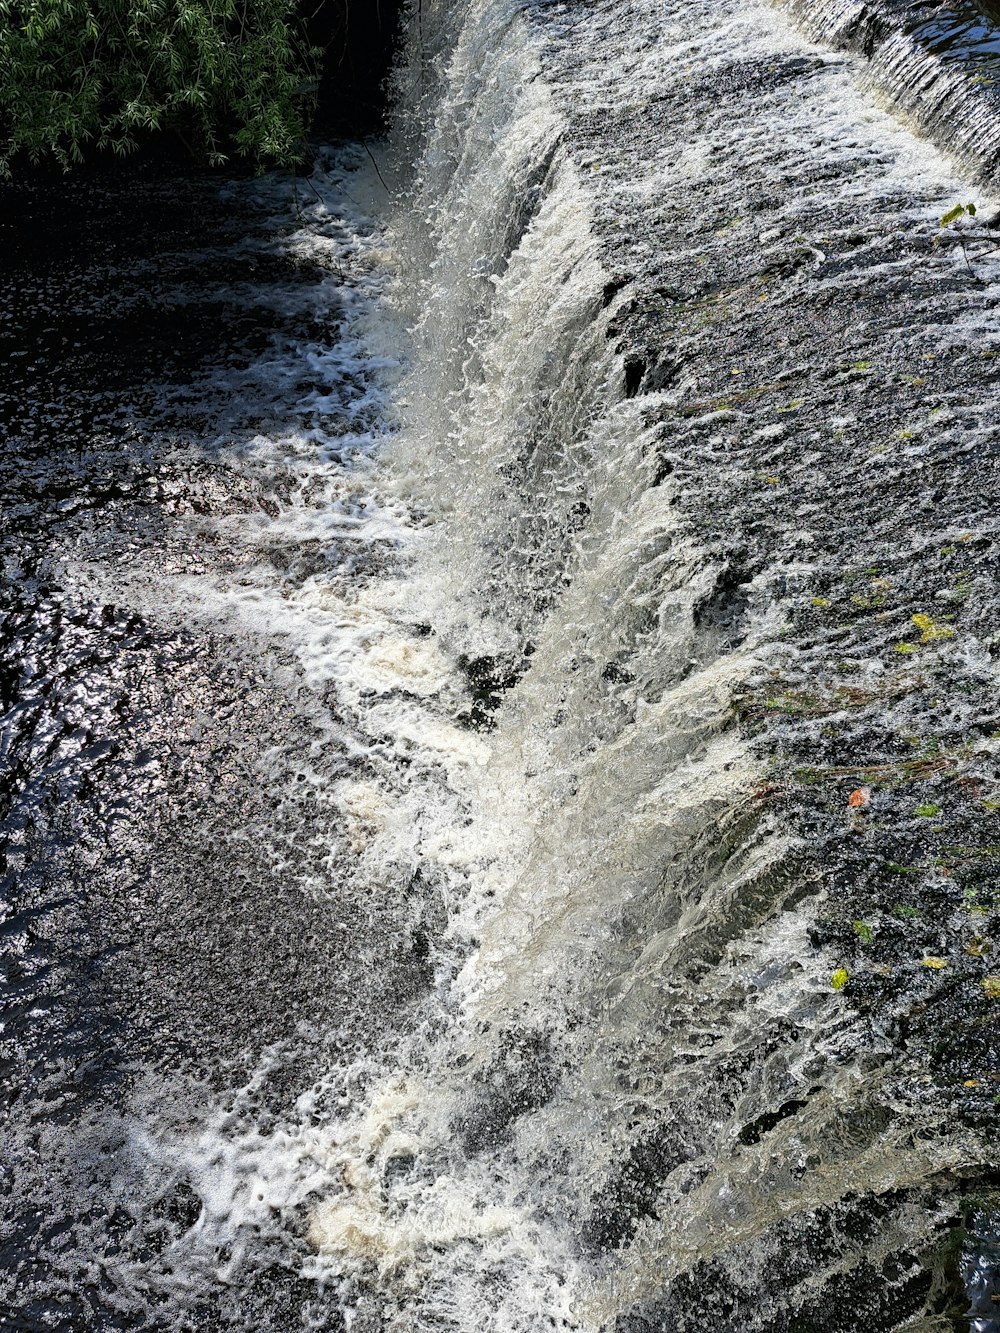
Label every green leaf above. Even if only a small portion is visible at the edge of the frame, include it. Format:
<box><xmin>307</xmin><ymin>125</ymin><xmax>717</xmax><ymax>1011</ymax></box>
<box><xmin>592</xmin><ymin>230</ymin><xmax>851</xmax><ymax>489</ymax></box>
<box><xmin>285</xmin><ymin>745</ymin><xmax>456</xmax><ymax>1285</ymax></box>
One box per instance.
<box><xmin>831</xmin><ymin>968</ymin><xmax>849</xmax><ymax>991</ymax></box>
<box><xmin>852</xmin><ymin>920</ymin><xmax>875</xmax><ymax>944</ymax></box>
<box><xmin>941</xmin><ymin>204</ymin><xmax>966</xmax><ymax>227</ymax></box>
<box><xmin>0</xmin><ymin>0</ymin><xmax>316</xmax><ymax>169</ymax></box>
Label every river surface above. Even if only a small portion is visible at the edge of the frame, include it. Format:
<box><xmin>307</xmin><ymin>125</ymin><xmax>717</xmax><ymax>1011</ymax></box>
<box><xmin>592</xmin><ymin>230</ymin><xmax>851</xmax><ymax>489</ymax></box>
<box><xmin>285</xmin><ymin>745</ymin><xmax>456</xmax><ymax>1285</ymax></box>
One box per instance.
<box><xmin>4</xmin><ymin>0</ymin><xmax>1000</xmax><ymax>1329</ymax></box>
<box><xmin>0</xmin><ymin>151</ymin><xmax>443</xmax><ymax>1329</ymax></box>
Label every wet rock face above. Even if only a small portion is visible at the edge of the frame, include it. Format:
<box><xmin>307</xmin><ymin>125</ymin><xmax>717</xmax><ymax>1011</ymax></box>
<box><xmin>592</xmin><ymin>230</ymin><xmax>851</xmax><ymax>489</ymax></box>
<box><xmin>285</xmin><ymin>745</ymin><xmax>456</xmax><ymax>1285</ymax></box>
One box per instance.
<box><xmin>518</xmin><ymin>0</ymin><xmax>1000</xmax><ymax>1320</ymax></box>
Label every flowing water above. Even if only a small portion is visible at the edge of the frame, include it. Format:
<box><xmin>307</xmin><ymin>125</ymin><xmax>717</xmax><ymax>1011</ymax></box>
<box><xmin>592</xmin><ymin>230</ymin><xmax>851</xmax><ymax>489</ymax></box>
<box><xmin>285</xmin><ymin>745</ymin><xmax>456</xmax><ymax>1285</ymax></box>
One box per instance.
<box><xmin>5</xmin><ymin>0</ymin><xmax>1000</xmax><ymax>1329</ymax></box>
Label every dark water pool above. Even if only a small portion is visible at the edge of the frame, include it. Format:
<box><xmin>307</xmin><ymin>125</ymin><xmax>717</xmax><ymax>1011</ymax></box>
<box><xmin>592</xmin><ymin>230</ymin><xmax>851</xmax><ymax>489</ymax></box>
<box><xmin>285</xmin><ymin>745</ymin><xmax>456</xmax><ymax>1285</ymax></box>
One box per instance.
<box><xmin>0</xmin><ymin>155</ymin><xmax>429</xmax><ymax>1331</ymax></box>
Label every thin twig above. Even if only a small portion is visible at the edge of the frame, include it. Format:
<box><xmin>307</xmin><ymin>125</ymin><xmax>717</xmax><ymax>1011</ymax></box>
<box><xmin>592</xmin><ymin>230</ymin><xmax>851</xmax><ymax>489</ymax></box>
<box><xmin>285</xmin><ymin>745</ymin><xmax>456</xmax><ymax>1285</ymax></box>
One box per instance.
<box><xmin>360</xmin><ymin>135</ymin><xmax>390</xmax><ymax>193</ymax></box>
<box><xmin>957</xmin><ymin>233</ymin><xmax>985</xmax><ymax>285</ymax></box>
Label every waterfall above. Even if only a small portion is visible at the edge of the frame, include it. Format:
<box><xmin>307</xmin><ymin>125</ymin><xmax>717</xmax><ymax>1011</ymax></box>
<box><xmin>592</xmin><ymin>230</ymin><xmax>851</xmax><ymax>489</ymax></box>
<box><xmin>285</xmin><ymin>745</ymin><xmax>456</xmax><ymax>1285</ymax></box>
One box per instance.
<box><xmin>5</xmin><ymin>0</ymin><xmax>1000</xmax><ymax>1327</ymax></box>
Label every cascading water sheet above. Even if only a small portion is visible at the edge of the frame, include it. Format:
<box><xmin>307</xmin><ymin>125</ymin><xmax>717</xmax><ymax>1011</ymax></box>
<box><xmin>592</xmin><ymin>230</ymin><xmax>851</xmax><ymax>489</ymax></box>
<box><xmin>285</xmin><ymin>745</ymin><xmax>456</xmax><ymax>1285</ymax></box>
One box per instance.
<box><xmin>299</xmin><ymin>0</ymin><xmax>1000</xmax><ymax>1327</ymax></box>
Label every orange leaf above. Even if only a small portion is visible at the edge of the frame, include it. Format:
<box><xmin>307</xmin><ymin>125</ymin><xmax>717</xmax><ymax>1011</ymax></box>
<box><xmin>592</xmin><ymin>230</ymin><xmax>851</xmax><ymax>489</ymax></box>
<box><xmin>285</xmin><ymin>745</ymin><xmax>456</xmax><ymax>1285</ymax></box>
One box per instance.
<box><xmin>848</xmin><ymin>787</ymin><xmax>869</xmax><ymax>809</ymax></box>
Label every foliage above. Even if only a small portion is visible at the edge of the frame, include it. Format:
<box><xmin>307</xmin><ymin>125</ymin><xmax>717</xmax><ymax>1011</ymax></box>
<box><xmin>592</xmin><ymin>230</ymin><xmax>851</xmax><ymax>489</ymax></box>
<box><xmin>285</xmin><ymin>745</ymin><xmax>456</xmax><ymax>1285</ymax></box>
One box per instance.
<box><xmin>940</xmin><ymin>201</ymin><xmax>977</xmax><ymax>227</ymax></box>
<box><xmin>0</xmin><ymin>0</ymin><xmax>321</xmax><ymax>172</ymax></box>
